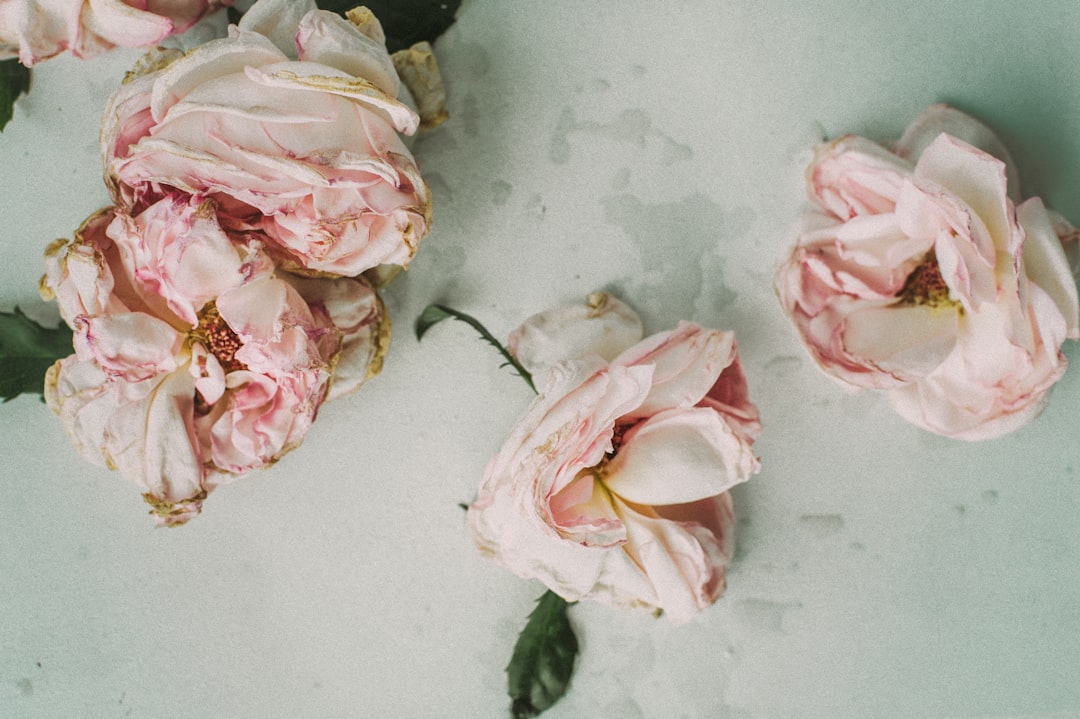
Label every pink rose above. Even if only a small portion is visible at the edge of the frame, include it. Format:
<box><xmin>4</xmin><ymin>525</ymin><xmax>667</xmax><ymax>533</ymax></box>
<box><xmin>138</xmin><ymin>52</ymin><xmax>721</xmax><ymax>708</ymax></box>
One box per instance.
<box><xmin>468</xmin><ymin>295</ymin><xmax>761</xmax><ymax>624</ymax></box>
<box><xmin>101</xmin><ymin>0</ymin><xmax>431</xmax><ymax>277</ymax></box>
<box><xmin>775</xmin><ymin>105</ymin><xmax>1079</xmax><ymax>440</ymax></box>
<box><xmin>0</xmin><ymin>0</ymin><xmax>226</xmax><ymax>66</ymax></box>
<box><xmin>41</xmin><ymin>196</ymin><xmax>388</xmax><ymax>525</ymax></box>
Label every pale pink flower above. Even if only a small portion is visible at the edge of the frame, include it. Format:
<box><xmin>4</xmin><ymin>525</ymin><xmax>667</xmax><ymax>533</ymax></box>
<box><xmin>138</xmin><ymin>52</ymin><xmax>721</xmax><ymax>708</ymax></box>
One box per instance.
<box><xmin>41</xmin><ymin>196</ymin><xmax>388</xmax><ymax>525</ymax></box>
<box><xmin>468</xmin><ymin>295</ymin><xmax>761</xmax><ymax>624</ymax></box>
<box><xmin>101</xmin><ymin>0</ymin><xmax>430</xmax><ymax>277</ymax></box>
<box><xmin>775</xmin><ymin>105</ymin><xmax>1079</xmax><ymax>440</ymax></box>
<box><xmin>0</xmin><ymin>0</ymin><xmax>226</xmax><ymax>66</ymax></box>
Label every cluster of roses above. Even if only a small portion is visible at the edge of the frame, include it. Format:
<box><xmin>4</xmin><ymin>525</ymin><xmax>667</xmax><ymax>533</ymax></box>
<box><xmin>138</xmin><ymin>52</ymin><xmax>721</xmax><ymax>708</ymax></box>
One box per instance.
<box><xmin>462</xmin><ymin>106</ymin><xmax>1080</xmax><ymax>623</ymax></box>
<box><xmin>0</xmin><ymin>0</ymin><xmax>227</xmax><ymax>66</ymax></box>
<box><xmin>5</xmin><ymin>0</ymin><xmax>1078</xmax><ymax>628</ymax></box>
<box><xmin>37</xmin><ymin>0</ymin><xmax>430</xmax><ymax>526</ymax></box>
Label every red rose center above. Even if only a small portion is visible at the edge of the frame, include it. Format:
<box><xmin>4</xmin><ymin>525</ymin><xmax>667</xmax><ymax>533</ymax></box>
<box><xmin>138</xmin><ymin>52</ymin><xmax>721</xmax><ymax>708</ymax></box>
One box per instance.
<box><xmin>899</xmin><ymin>253</ymin><xmax>954</xmax><ymax>308</ymax></box>
<box><xmin>193</xmin><ymin>305</ymin><xmax>245</xmax><ymax>373</ymax></box>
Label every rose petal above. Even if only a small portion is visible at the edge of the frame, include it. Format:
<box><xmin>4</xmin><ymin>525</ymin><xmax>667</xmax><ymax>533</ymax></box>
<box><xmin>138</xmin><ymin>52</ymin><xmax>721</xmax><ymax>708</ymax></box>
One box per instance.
<box><xmin>297</xmin><ymin>9</ymin><xmax>399</xmax><ymax>97</ymax></box>
<box><xmin>614</xmin><ymin>323</ymin><xmax>736</xmax><ymax>418</ymax></box>
<box><xmin>613</xmin><ymin>494</ymin><xmax>732</xmax><ymax>625</ymax></box>
<box><xmin>896</xmin><ymin>104</ymin><xmax>1020</xmax><ymax>199</ymax></box>
<box><xmin>604</xmin><ymin>407</ymin><xmax>757</xmax><ymax>506</ymax></box>
<box><xmin>841</xmin><ymin>304</ymin><xmax>959</xmax><ymax>380</ymax></box>
<box><xmin>236</xmin><ymin>0</ymin><xmax>315</xmax><ymax>57</ymax></box>
<box><xmin>508</xmin><ymin>292</ymin><xmax>644</xmax><ymax>379</ymax></box>
<box><xmin>807</xmin><ymin>134</ymin><xmax>912</xmax><ymax>219</ymax></box>
<box><xmin>1017</xmin><ymin>198</ymin><xmax>1080</xmax><ymax>339</ymax></box>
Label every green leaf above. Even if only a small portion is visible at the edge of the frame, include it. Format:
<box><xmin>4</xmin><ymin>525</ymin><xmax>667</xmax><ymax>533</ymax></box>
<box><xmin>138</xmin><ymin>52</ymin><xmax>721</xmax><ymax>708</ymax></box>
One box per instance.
<box><xmin>507</xmin><ymin>590</ymin><xmax>578</xmax><ymax>718</ymax></box>
<box><xmin>316</xmin><ymin>0</ymin><xmax>461</xmax><ymax>53</ymax></box>
<box><xmin>415</xmin><ymin>304</ymin><xmax>535</xmax><ymax>392</ymax></box>
<box><xmin>0</xmin><ymin>58</ymin><xmax>31</xmax><ymax>132</ymax></box>
<box><xmin>0</xmin><ymin>308</ymin><xmax>73</xmax><ymax>402</ymax></box>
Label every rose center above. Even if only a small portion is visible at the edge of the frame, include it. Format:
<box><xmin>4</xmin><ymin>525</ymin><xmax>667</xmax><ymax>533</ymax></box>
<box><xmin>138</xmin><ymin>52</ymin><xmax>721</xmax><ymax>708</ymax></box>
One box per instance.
<box><xmin>898</xmin><ymin>253</ymin><xmax>955</xmax><ymax>308</ymax></box>
<box><xmin>192</xmin><ymin>304</ymin><xmax>245</xmax><ymax>372</ymax></box>
<box><xmin>607</xmin><ymin>423</ymin><xmax>631</xmax><ymax>458</ymax></box>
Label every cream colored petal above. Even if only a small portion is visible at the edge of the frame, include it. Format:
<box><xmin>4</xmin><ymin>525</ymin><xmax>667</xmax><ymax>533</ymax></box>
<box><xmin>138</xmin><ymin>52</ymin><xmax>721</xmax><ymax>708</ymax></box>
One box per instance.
<box><xmin>842</xmin><ymin>304</ymin><xmax>959</xmax><ymax>380</ymax></box>
<box><xmin>896</xmin><ymin>104</ymin><xmax>1020</xmax><ymax>199</ymax></box>
<box><xmin>604</xmin><ymin>407</ymin><xmax>757</xmax><ymax>506</ymax></box>
<box><xmin>297</xmin><ymin>9</ymin><xmax>399</xmax><ymax>97</ymax></box>
<box><xmin>613</xmin><ymin>495</ymin><xmax>731</xmax><ymax>625</ymax></box>
<box><xmin>237</xmin><ymin>0</ymin><xmax>316</xmax><ymax>57</ymax></box>
<box><xmin>1017</xmin><ymin>198</ymin><xmax>1080</xmax><ymax>339</ymax></box>
<box><xmin>508</xmin><ymin>292</ymin><xmax>644</xmax><ymax>379</ymax></box>
<box><xmin>614</xmin><ymin>324</ymin><xmax>736</xmax><ymax>418</ymax></box>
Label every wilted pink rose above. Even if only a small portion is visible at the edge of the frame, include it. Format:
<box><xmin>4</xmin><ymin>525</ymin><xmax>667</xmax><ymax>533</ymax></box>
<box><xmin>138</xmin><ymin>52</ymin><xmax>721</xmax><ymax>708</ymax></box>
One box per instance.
<box><xmin>101</xmin><ymin>0</ymin><xmax>431</xmax><ymax>277</ymax></box>
<box><xmin>775</xmin><ymin>105</ymin><xmax>1079</xmax><ymax>440</ymax></box>
<box><xmin>41</xmin><ymin>196</ymin><xmax>388</xmax><ymax>525</ymax></box>
<box><xmin>0</xmin><ymin>0</ymin><xmax>226</xmax><ymax>66</ymax></box>
<box><xmin>468</xmin><ymin>295</ymin><xmax>761</xmax><ymax>624</ymax></box>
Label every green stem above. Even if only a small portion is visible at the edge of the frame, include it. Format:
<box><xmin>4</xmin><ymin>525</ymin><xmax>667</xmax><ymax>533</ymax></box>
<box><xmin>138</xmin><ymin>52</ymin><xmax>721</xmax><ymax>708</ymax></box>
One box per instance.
<box><xmin>415</xmin><ymin>304</ymin><xmax>536</xmax><ymax>393</ymax></box>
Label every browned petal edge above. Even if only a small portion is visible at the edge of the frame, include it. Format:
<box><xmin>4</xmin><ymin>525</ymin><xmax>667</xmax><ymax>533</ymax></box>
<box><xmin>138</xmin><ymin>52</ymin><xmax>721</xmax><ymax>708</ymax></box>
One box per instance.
<box><xmin>362</xmin><ymin>264</ymin><xmax>403</xmax><ymax>289</ymax></box>
<box><xmin>122</xmin><ymin>46</ymin><xmax>184</xmax><ymax>85</ymax></box>
<box><xmin>143</xmin><ymin>489</ymin><xmax>208</xmax><ymax>527</ymax></box>
<box><xmin>346</xmin><ymin>7</ymin><xmax>384</xmax><ymax>42</ymax></box>
<box><xmin>38</xmin><ymin>207</ymin><xmax>115</xmax><ymax>302</ymax></box>
<box><xmin>391</xmin><ymin>42</ymin><xmax>449</xmax><ymax>131</ymax></box>
<box><xmin>585</xmin><ymin>291</ymin><xmax>612</xmax><ymax>318</ymax></box>
<box><xmin>364</xmin><ymin>289</ymin><xmax>392</xmax><ymax>381</ymax></box>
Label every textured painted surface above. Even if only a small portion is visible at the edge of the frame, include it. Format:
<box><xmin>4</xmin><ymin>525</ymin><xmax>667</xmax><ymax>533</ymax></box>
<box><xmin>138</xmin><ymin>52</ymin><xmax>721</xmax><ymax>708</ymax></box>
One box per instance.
<box><xmin>2</xmin><ymin>1</ymin><xmax>1080</xmax><ymax>717</ymax></box>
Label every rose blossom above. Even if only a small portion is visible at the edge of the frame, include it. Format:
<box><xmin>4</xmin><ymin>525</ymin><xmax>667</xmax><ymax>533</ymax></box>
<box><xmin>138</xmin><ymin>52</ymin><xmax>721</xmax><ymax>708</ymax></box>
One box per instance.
<box><xmin>40</xmin><ymin>194</ymin><xmax>388</xmax><ymax>525</ymax></box>
<box><xmin>101</xmin><ymin>0</ymin><xmax>431</xmax><ymax>277</ymax></box>
<box><xmin>0</xmin><ymin>0</ymin><xmax>226</xmax><ymax>66</ymax></box>
<box><xmin>775</xmin><ymin>105</ymin><xmax>1079</xmax><ymax>440</ymax></box>
<box><xmin>468</xmin><ymin>294</ymin><xmax>761</xmax><ymax>624</ymax></box>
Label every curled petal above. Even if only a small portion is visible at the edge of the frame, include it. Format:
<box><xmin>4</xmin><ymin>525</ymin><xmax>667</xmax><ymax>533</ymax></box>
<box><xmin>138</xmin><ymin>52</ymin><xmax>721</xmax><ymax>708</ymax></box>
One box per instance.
<box><xmin>1017</xmin><ymin>198</ymin><xmax>1080</xmax><ymax>339</ymax></box>
<box><xmin>807</xmin><ymin>134</ymin><xmax>912</xmax><ymax>219</ymax></box>
<box><xmin>614</xmin><ymin>493</ymin><xmax>734</xmax><ymax>625</ymax></box>
<box><xmin>236</xmin><ymin>0</ymin><xmax>315</xmax><ymax>57</ymax></box>
<box><xmin>604</xmin><ymin>407</ymin><xmax>758</xmax><ymax>506</ymax></box>
<box><xmin>74</xmin><ymin>312</ymin><xmax>184</xmax><ymax>382</ymax></box>
<box><xmin>297</xmin><ymin>9</ymin><xmax>399</xmax><ymax>98</ymax></box>
<box><xmin>896</xmin><ymin>104</ymin><xmax>1020</xmax><ymax>199</ymax></box>
<box><xmin>614</xmin><ymin>323</ymin><xmax>736</xmax><ymax>418</ymax></box>
<box><xmin>508</xmin><ymin>292</ymin><xmax>644</xmax><ymax>379</ymax></box>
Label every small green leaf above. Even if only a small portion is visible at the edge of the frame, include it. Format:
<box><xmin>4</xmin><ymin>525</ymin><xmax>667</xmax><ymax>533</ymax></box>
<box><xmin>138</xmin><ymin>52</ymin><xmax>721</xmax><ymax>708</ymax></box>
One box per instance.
<box><xmin>415</xmin><ymin>304</ymin><xmax>535</xmax><ymax>392</ymax></box>
<box><xmin>0</xmin><ymin>58</ymin><xmax>31</xmax><ymax>132</ymax></box>
<box><xmin>316</xmin><ymin>0</ymin><xmax>461</xmax><ymax>53</ymax></box>
<box><xmin>507</xmin><ymin>590</ymin><xmax>578</xmax><ymax>718</ymax></box>
<box><xmin>0</xmin><ymin>308</ymin><xmax>73</xmax><ymax>402</ymax></box>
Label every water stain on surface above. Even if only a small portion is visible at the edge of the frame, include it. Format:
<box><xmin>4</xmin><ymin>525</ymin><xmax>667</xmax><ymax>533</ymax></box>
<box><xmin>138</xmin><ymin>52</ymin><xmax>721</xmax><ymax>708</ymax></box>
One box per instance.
<box><xmin>490</xmin><ymin>180</ymin><xmax>513</xmax><ymax>206</ymax></box>
<box><xmin>610</xmin><ymin>166</ymin><xmax>631</xmax><ymax>191</ymax></box>
<box><xmin>731</xmin><ymin>598</ymin><xmax>800</xmax><ymax>634</ymax></box>
<box><xmin>550</xmin><ymin>106</ymin><xmax>692</xmax><ymax>166</ymax></box>
<box><xmin>764</xmin><ymin>355</ymin><xmax>802</xmax><ymax>377</ymax></box>
<box><xmin>601</xmin><ymin>192</ymin><xmax>740</xmax><ymax>321</ymax></box>
<box><xmin>16</xmin><ymin>677</ymin><xmax>32</xmax><ymax>697</ymax></box>
<box><xmin>461</xmin><ymin>93</ymin><xmax>480</xmax><ymax>137</ymax></box>
<box><xmin>798</xmin><ymin>513</ymin><xmax>844</xmax><ymax>538</ymax></box>
<box><xmin>525</xmin><ymin>194</ymin><xmax>546</xmax><ymax>220</ymax></box>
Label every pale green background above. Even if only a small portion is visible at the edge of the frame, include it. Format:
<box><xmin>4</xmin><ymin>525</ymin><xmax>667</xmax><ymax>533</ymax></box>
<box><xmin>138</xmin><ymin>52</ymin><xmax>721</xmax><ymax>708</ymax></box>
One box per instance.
<box><xmin>2</xmin><ymin>1</ymin><xmax>1079</xmax><ymax>717</ymax></box>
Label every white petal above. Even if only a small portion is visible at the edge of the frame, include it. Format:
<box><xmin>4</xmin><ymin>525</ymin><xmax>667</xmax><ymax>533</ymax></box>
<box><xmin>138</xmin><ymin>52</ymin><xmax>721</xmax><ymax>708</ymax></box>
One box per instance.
<box><xmin>237</xmin><ymin>0</ymin><xmax>315</xmax><ymax>57</ymax></box>
<box><xmin>896</xmin><ymin>104</ymin><xmax>1020</xmax><ymax>199</ymax></box>
<box><xmin>1017</xmin><ymin>198</ymin><xmax>1080</xmax><ymax>339</ymax></box>
<box><xmin>507</xmin><ymin>292</ymin><xmax>643</xmax><ymax>378</ymax></box>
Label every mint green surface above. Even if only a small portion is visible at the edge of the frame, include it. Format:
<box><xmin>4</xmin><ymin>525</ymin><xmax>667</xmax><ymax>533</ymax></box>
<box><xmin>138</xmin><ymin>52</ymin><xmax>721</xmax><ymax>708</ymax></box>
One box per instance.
<box><xmin>1</xmin><ymin>2</ymin><xmax>1078</xmax><ymax>717</ymax></box>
